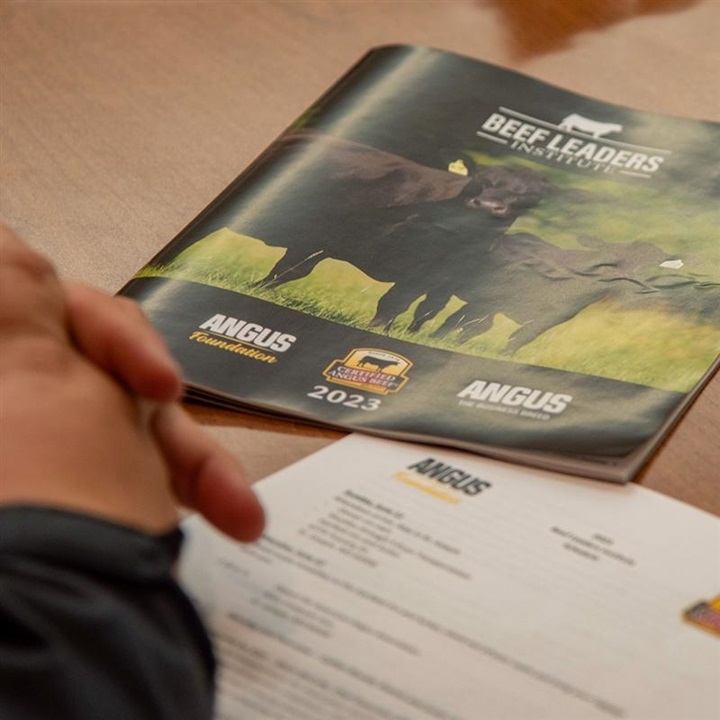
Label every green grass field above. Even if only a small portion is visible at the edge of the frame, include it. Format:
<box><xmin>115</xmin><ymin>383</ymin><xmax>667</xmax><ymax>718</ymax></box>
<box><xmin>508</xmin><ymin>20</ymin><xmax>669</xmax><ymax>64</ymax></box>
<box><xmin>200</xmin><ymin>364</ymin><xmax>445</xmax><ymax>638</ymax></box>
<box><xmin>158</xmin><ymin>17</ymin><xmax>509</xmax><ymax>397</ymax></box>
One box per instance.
<box><xmin>137</xmin><ymin>229</ymin><xmax>720</xmax><ymax>393</ymax></box>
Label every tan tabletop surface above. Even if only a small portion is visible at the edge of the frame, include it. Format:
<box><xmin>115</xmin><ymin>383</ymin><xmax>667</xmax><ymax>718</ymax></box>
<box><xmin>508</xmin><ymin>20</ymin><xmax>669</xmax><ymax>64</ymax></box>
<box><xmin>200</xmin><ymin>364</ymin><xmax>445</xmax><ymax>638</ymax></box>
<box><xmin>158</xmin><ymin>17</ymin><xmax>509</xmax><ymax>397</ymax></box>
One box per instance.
<box><xmin>1</xmin><ymin>0</ymin><xmax>718</xmax><ymax>513</ymax></box>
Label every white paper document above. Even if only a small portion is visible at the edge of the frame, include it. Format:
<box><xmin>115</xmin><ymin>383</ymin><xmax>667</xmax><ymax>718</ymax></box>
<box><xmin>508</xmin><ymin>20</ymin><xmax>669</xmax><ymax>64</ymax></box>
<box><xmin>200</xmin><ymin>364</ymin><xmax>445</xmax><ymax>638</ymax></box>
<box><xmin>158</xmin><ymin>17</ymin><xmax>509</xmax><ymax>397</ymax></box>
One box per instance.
<box><xmin>180</xmin><ymin>435</ymin><xmax>720</xmax><ymax>720</ymax></box>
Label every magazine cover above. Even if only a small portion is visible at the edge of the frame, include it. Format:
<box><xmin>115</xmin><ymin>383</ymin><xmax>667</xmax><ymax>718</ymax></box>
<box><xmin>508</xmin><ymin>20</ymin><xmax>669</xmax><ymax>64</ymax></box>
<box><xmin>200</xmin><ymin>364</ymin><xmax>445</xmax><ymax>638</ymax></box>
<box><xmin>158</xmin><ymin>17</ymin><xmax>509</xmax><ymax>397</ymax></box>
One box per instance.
<box><xmin>120</xmin><ymin>45</ymin><xmax>720</xmax><ymax>482</ymax></box>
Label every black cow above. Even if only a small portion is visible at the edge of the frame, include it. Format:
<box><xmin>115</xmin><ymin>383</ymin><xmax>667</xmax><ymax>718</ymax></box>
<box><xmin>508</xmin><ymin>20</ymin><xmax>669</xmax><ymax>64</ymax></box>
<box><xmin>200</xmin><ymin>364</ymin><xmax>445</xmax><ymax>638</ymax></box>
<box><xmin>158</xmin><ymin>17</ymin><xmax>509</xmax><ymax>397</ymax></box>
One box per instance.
<box><xmin>365</xmin><ymin>164</ymin><xmax>550</xmax><ymax>330</ymax></box>
<box><xmin>414</xmin><ymin>233</ymin><xmax>671</xmax><ymax>354</ymax></box>
<box><xmin>357</xmin><ymin>355</ymin><xmax>398</xmax><ymax>371</ymax></box>
<box><xmin>243</xmin><ymin>133</ymin><xmax>550</xmax><ymax>315</ymax></box>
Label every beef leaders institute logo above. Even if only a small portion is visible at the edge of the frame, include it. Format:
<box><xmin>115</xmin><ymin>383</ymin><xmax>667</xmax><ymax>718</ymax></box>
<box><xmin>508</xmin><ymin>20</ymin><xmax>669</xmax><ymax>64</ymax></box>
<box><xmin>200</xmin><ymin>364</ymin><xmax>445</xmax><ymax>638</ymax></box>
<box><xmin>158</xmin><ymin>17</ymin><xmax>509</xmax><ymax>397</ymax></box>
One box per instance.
<box><xmin>323</xmin><ymin>348</ymin><xmax>412</xmax><ymax>395</ymax></box>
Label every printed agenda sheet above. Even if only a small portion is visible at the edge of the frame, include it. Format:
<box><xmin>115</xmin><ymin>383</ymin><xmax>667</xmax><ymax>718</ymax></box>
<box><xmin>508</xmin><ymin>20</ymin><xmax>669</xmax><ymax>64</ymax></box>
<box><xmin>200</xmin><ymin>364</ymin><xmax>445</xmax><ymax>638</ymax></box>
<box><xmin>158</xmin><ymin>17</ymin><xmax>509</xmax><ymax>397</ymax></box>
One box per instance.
<box><xmin>180</xmin><ymin>435</ymin><xmax>720</xmax><ymax>720</ymax></box>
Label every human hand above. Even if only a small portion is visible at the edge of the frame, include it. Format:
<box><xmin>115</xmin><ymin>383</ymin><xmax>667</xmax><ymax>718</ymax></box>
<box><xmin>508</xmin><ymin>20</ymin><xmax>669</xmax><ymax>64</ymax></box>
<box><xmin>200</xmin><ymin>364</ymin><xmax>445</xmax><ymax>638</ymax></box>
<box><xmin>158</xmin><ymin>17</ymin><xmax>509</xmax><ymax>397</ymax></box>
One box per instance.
<box><xmin>0</xmin><ymin>224</ymin><xmax>264</xmax><ymax>542</ymax></box>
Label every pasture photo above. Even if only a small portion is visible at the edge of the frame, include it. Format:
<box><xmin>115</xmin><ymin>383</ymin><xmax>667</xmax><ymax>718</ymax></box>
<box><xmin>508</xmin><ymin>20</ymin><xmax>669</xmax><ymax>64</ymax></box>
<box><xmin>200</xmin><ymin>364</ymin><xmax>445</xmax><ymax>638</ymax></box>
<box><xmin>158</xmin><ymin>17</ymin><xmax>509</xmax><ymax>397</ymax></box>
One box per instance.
<box><xmin>138</xmin><ymin>147</ymin><xmax>720</xmax><ymax>394</ymax></box>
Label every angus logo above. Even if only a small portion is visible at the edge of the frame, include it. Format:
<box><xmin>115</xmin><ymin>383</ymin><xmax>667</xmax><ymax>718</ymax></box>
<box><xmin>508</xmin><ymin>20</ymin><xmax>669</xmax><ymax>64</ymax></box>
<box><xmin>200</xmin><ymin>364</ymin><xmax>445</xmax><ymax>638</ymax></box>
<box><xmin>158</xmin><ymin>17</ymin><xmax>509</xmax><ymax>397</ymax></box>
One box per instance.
<box><xmin>323</xmin><ymin>348</ymin><xmax>411</xmax><ymax>395</ymax></box>
<box><xmin>197</xmin><ymin>313</ymin><xmax>296</xmax><ymax>351</ymax></box>
<box><xmin>406</xmin><ymin>457</ymin><xmax>492</xmax><ymax>497</ymax></box>
<box><xmin>457</xmin><ymin>379</ymin><xmax>572</xmax><ymax>419</ymax></box>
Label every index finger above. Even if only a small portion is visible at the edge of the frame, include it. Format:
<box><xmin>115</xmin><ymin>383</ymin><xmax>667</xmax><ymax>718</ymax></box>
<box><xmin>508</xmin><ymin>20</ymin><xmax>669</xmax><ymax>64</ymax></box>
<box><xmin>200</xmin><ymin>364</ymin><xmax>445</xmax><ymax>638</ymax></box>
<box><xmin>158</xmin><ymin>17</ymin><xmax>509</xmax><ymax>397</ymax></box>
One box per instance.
<box><xmin>151</xmin><ymin>404</ymin><xmax>266</xmax><ymax>543</ymax></box>
<box><xmin>65</xmin><ymin>283</ymin><xmax>182</xmax><ymax>403</ymax></box>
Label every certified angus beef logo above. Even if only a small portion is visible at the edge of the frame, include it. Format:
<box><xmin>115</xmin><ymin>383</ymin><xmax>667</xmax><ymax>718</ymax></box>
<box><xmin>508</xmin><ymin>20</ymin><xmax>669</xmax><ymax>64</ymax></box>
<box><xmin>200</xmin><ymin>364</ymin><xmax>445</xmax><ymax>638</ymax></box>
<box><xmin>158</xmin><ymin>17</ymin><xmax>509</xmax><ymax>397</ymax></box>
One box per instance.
<box><xmin>323</xmin><ymin>348</ymin><xmax>412</xmax><ymax>395</ymax></box>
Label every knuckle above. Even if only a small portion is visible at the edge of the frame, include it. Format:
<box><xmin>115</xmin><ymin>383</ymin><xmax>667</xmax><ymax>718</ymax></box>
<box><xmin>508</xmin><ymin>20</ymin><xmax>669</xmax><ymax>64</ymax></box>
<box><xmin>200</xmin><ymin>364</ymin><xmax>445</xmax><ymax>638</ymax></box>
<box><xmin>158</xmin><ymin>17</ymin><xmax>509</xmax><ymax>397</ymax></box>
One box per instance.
<box><xmin>0</xmin><ymin>335</ymin><xmax>75</xmax><ymax>379</ymax></box>
<box><xmin>1</xmin><ymin>234</ymin><xmax>58</xmax><ymax>285</ymax></box>
<box><xmin>0</xmin><ymin>234</ymin><xmax>60</xmax><ymax>308</ymax></box>
<box><xmin>0</xmin><ymin>232</ymin><xmax>65</xmax><ymax>343</ymax></box>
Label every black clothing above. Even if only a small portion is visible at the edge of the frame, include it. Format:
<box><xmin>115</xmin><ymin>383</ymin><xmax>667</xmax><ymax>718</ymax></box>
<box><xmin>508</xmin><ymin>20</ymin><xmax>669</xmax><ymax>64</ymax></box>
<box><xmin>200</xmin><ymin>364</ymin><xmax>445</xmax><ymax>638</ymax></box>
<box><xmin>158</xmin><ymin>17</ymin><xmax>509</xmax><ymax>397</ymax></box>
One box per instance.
<box><xmin>0</xmin><ymin>506</ymin><xmax>215</xmax><ymax>719</ymax></box>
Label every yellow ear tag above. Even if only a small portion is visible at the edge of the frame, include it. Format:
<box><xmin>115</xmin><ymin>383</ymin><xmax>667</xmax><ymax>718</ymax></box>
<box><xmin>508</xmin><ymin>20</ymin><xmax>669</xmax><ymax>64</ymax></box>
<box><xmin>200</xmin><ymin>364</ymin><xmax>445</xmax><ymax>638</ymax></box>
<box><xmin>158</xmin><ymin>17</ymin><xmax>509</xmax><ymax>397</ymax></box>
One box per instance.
<box><xmin>448</xmin><ymin>159</ymin><xmax>469</xmax><ymax>176</ymax></box>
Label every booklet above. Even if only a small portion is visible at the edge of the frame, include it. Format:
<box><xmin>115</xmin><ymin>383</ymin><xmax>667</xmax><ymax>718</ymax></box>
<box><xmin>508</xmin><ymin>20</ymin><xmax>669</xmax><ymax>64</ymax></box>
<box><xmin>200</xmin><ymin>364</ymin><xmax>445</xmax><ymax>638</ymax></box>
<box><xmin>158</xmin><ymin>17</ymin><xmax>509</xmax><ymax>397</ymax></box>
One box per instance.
<box><xmin>120</xmin><ymin>45</ymin><xmax>720</xmax><ymax>482</ymax></box>
<box><xmin>179</xmin><ymin>434</ymin><xmax>720</xmax><ymax>720</ymax></box>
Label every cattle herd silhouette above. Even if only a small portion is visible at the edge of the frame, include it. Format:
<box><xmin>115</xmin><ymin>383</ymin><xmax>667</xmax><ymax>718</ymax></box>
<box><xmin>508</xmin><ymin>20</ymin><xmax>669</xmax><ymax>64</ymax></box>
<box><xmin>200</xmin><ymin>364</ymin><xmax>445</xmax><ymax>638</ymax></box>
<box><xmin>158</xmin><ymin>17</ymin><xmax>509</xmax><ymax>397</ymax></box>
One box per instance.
<box><xmin>226</xmin><ymin>133</ymin><xmax>718</xmax><ymax>354</ymax></box>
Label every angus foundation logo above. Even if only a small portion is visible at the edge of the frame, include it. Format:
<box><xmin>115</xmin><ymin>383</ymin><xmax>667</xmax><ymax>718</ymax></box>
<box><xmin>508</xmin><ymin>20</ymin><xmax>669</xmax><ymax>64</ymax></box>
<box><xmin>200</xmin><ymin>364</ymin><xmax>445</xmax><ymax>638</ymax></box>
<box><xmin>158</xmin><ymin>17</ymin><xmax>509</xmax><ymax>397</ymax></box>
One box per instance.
<box><xmin>323</xmin><ymin>348</ymin><xmax>412</xmax><ymax>395</ymax></box>
<box><xmin>189</xmin><ymin>313</ymin><xmax>297</xmax><ymax>365</ymax></box>
<box><xmin>683</xmin><ymin>595</ymin><xmax>720</xmax><ymax>636</ymax></box>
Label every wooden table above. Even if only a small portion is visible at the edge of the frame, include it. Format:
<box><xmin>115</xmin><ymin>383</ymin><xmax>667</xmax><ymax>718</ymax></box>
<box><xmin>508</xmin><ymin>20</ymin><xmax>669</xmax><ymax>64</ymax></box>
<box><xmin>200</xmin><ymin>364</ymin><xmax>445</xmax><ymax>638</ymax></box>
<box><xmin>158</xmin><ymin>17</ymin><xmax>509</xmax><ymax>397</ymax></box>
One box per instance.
<box><xmin>2</xmin><ymin>0</ymin><xmax>718</xmax><ymax>513</ymax></box>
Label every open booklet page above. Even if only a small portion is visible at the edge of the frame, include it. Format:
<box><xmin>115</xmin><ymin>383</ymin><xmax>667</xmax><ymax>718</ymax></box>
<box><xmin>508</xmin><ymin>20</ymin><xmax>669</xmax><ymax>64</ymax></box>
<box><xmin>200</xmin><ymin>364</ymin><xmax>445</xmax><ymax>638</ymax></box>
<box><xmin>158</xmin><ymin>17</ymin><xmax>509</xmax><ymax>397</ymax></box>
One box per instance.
<box><xmin>179</xmin><ymin>435</ymin><xmax>719</xmax><ymax>720</ymax></box>
<box><xmin>121</xmin><ymin>45</ymin><xmax>720</xmax><ymax>483</ymax></box>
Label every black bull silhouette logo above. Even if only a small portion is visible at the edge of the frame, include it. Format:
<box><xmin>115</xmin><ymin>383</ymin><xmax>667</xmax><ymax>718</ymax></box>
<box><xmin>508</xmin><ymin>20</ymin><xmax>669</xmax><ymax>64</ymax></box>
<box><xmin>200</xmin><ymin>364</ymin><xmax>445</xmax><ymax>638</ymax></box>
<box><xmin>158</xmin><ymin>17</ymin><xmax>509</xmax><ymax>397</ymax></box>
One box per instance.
<box><xmin>357</xmin><ymin>354</ymin><xmax>398</xmax><ymax>371</ymax></box>
<box><xmin>210</xmin><ymin>134</ymin><xmax>716</xmax><ymax>352</ymax></box>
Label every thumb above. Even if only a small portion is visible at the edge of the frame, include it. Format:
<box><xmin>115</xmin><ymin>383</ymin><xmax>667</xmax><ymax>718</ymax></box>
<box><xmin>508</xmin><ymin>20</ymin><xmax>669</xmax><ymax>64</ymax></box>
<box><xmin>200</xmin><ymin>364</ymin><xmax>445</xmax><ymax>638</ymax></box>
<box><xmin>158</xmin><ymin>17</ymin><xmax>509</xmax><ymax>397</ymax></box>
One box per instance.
<box><xmin>151</xmin><ymin>404</ymin><xmax>265</xmax><ymax>542</ymax></box>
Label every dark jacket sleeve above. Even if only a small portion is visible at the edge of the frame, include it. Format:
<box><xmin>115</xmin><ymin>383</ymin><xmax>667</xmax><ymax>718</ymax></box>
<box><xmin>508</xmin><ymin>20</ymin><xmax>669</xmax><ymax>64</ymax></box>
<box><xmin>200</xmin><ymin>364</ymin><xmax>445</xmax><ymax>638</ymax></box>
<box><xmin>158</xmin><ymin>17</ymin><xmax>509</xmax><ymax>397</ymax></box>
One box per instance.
<box><xmin>0</xmin><ymin>506</ymin><xmax>215</xmax><ymax>720</ymax></box>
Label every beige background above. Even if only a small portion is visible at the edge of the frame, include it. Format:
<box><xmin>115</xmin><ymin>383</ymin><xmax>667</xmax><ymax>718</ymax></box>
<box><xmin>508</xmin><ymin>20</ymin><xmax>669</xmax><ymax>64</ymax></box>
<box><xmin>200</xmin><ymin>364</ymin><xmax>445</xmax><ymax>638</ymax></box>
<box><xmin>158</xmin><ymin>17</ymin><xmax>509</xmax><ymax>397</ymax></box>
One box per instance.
<box><xmin>1</xmin><ymin>0</ymin><xmax>718</xmax><ymax>512</ymax></box>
